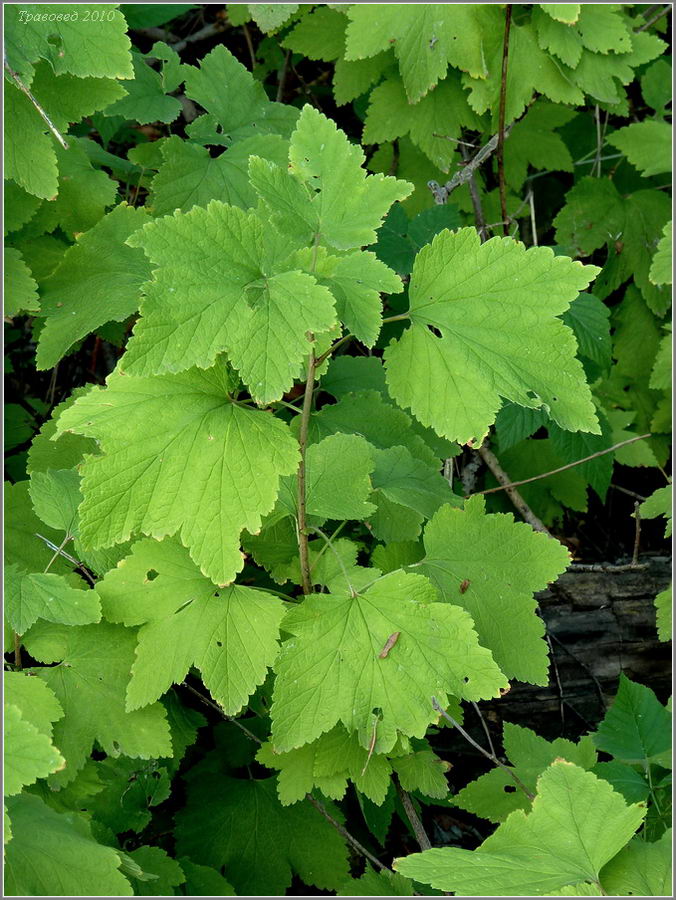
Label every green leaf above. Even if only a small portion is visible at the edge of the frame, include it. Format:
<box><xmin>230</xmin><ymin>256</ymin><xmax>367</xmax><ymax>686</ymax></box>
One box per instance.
<box><xmin>593</xmin><ymin>674</ymin><xmax>671</xmax><ymax>766</ymax></box>
<box><xmin>53</xmin><ymin>363</ymin><xmax>299</xmax><ymax>586</ymax></box>
<box><xmin>176</xmin><ymin>774</ymin><xmax>349</xmax><ymax>895</ymax></box>
<box><xmin>29</xmin><ymin>468</ymin><xmax>81</xmax><ymax>535</ymax></box>
<box><xmin>540</xmin><ymin>5</ymin><xmax>581</xmax><ymax>24</ymax></box>
<box><xmin>4</xmin><ymin>793</ymin><xmax>132</xmax><ymax>897</ymax></box>
<box><xmin>650</xmin><ymin>221</ymin><xmax>672</xmax><ymax>286</ymax></box>
<box><xmin>561</xmin><ymin>292</ymin><xmax>612</xmax><ymax>370</ymax></box>
<box><xmin>4</xmin><ymin>181</ymin><xmax>42</xmax><ymax>234</ymax></box>
<box><xmin>392</xmin><ymin>746</ymin><xmax>449</xmax><ymax>799</ymax></box>
<box><xmin>641</xmin><ymin>58</ymin><xmax>672</xmax><ymax>114</ymax></box>
<box><xmin>533</xmin><ymin>7</ymin><xmax>583</xmax><ymax>68</ymax></box>
<box><xmin>372</xmin><ymin>540</ymin><xmax>424</xmax><ymax>574</ymax></box>
<box><xmin>554</xmin><ymin>177</ymin><xmax>624</xmax><ymax>258</ymax></box>
<box><xmin>4</xmin><ymin>247</ymin><xmax>39</xmax><ymax>317</ymax></box>
<box><xmin>333</xmin><ymin>50</ymin><xmax>394</xmax><ymax>106</ymax></box>
<box><xmin>283</xmin><ymin>6</ymin><xmax>347</xmax><ymax>61</ymax></box>
<box><xmin>121</xmin><ymin>4</ymin><xmax>196</xmax><ymax>29</ymax></box>
<box><xmin>123</xmin><ymin>558</ymin><xmax>285</xmax><ymax>714</ymax></box>
<box><xmin>5</xmin><ymin>481</ymin><xmax>73</xmax><ymax>576</ymax></box>
<box><xmin>576</xmin><ymin>4</ymin><xmax>631</xmax><ymax>54</ymax></box>
<box><xmin>27</xmin><ymin>390</ymin><xmax>98</xmax><ymax>476</ymax></box>
<box><xmin>248</xmin><ymin>3</ymin><xmax>299</xmax><ymax>33</ymax></box>
<box><xmin>271</xmin><ymin>569</ymin><xmax>507</xmax><ymax>753</ymax></box>
<box><xmin>655</xmin><ymin>585</ymin><xmax>672</xmax><ymax>642</ymax></box>
<box><xmin>103</xmin><ymin>52</ymin><xmax>182</xmax><ymax>124</ymax></box>
<box><xmin>363</xmin><ymin>72</ymin><xmax>483</xmax><ymax>172</ymax></box>
<box><xmin>394</xmin><ymin>761</ymin><xmax>645</xmax><ymax>895</ymax></box>
<box><xmin>607</xmin><ymin>120</ymin><xmax>671</xmax><ymax>178</ymax></box>
<box><xmin>549</xmin><ymin>410</ymin><xmax>614</xmax><ymax>500</ymax></box>
<box><xmin>495</xmin><ymin>404</ymin><xmax>549</xmax><ymax>452</ymax></box>
<box><xmin>322</xmin><ymin>356</ymin><xmax>388</xmax><ymax>399</ymax></box>
<box><xmin>123</xmin><ymin>201</ymin><xmax>337</xmax><ymax>404</ymax></box>
<box><xmin>4</xmin><ymin>704</ymin><xmax>65</xmax><ymax>795</ymax></box>
<box><xmin>23</xmin><ymin>620</ymin><xmax>172</xmax><ymax>785</ymax></box>
<box><xmin>125</xmin><ymin>847</ymin><xmax>185</xmax><ymax>895</ymax></box>
<box><xmin>384</xmin><ymin>228</ymin><xmax>600</xmax><ymax>443</ymax></box>
<box><xmin>344</xmin><ymin>5</ymin><xmax>497</xmax><ymax>101</ymax></box>
<box><xmin>4</xmin><ymin>670</ymin><xmax>64</xmax><ymax>740</ymax></box>
<box><xmin>5</xmin><ymin>4</ymin><xmax>133</xmax><ymax>82</ymax></box>
<box><xmin>639</xmin><ymin>484</ymin><xmax>672</xmax><ymax>538</ymax></box>
<box><xmin>371</xmin><ymin>445</ymin><xmax>457</xmax><ymax>519</ymax></box>
<box><xmin>150</xmin><ymin>133</ymin><xmax>289</xmax><ymax>215</ymax></box>
<box><xmin>30</xmin><ymin>138</ymin><xmax>118</xmax><ymax>238</ymax></box>
<box><xmin>184</xmin><ymin>45</ymin><xmax>298</xmax><ymax>144</ymax></box>
<box><xmin>5</xmin><ymin>563</ymin><xmax>101</xmax><ymax>634</ymax></box>
<box><xmin>337</xmin><ymin>865</ymin><xmax>415</xmax><ymax>896</ymax></box>
<box><xmin>36</xmin><ymin>204</ymin><xmax>151</xmax><ymax>370</ymax></box>
<box><xmin>504</xmin><ymin>101</ymin><xmax>575</xmax><ymax>189</ymax></box>
<box><xmin>592</xmin><ymin>761</ymin><xmax>650</xmax><ymax>805</ymax></box>
<box><xmin>417</xmin><ymin>495</ymin><xmax>570</xmax><ymax>684</ymax></box>
<box><xmin>454</xmin><ymin>721</ymin><xmax>597</xmax><ymax>823</ymax></box>
<box><xmin>255</xmin><ymin>105</ymin><xmax>413</xmax><ymax>250</ymax></box>
<box><xmin>373</xmin><ymin>203</ymin><xmax>462</xmax><ymax>276</ymax></box>
<box><xmin>179</xmin><ymin>858</ymin><xmax>236</xmax><ymax>897</ymax></box>
<box><xmin>601</xmin><ymin>830</ymin><xmax>672</xmax><ymax>896</ymax></box>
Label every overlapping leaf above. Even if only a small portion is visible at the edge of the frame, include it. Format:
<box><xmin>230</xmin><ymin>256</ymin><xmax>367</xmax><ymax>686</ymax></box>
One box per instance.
<box><xmin>385</xmin><ymin>227</ymin><xmax>600</xmax><ymax>443</ymax></box>
<box><xmin>53</xmin><ymin>363</ymin><xmax>299</xmax><ymax>585</ymax></box>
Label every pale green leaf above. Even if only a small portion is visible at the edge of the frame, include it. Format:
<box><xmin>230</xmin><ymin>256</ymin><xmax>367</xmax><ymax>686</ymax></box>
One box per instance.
<box><xmin>392</xmin><ymin>747</ymin><xmax>449</xmax><ymax>799</ymax></box>
<box><xmin>27</xmin><ymin>390</ymin><xmax>98</xmax><ymax>476</ymax></box>
<box><xmin>4</xmin><ymin>793</ymin><xmax>132</xmax><ymax>896</ymax></box>
<box><xmin>454</xmin><ymin>721</ymin><xmax>597</xmax><ymax>822</ymax></box>
<box><xmin>345</xmin><ymin>4</ymin><xmax>497</xmax><ymax>100</ymax></box>
<box><xmin>23</xmin><ymin>620</ymin><xmax>172</xmax><ymax>785</ymax></box>
<box><xmin>338</xmin><ymin>865</ymin><xmax>414</xmax><ymax>896</ymax></box>
<box><xmin>123</xmin><ymin>201</ymin><xmax>337</xmax><ymax>404</ymax></box>
<box><xmin>418</xmin><ymin>495</ymin><xmax>571</xmax><ymax>684</ymax></box>
<box><xmin>4</xmin><ymin>704</ymin><xmax>65</xmax><ymax>795</ymax></box>
<box><xmin>385</xmin><ymin>228</ymin><xmax>600</xmax><ymax>443</ymax></box>
<box><xmin>248</xmin><ymin>3</ymin><xmax>298</xmax><ymax>32</ymax></box>
<box><xmin>4</xmin><ymin>4</ymin><xmax>133</xmax><ymax>82</ymax></box>
<box><xmin>650</xmin><ymin>221</ymin><xmax>672</xmax><ymax>286</ymax></box>
<box><xmin>36</xmin><ymin>204</ymin><xmax>151</xmax><ymax>370</ymax></box>
<box><xmin>533</xmin><ymin>7</ymin><xmax>583</xmax><ymax>68</ymax></box>
<box><xmin>395</xmin><ymin>761</ymin><xmax>645</xmax><ymax>895</ymax></box>
<box><xmin>5</xmin><ymin>563</ymin><xmax>101</xmax><ymax>634</ymax></box>
<box><xmin>28</xmin><ymin>468</ymin><xmax>81</xmax><ymax>535</ymax></box>
<box><xmin>271</xmin><ymin>569</ymin><xmax>507</xmax><ymax>753</ymax></box>
<box><xmin>4</xmin><ymin>670</ymin><xmax>64</xmax><ymax>739</ymax></box>
<box><xmin>655</xmin><ymin>585</ymin><xmax>671</xmax><ymax>642</ymax></box>
<box><xmin>333</xmin><ymin>51</ymin><xmax>394</xmax><ymax>106</ymax></box>
<box><xmin>53</xmin><ymin>363</ymin><xmax>299</xmax><ymax>586</ymax></box>
<box><xmin>5</xmin><ymin>481</ymin><xmax>73</xmax><ymax>576</ymax></box>
<box><xmin>176</xmin><ymin>774</ymin><xmax>349</xmax><ymax>895</ymax></box>
<box><xmin>4</xmin><ymin>247</ymin><xmax>39</xmax><ymax>317</ymax></box>
<box><xmin>639</xmin><ymin>484</ymin><xmax>672</xmax><ymax>538</ymax></box>
<box><xmin>540</xmin><ymin>5</ymin><xmax>581</xmax><ymax>24</ymax></box>
<box><xmin>607</xmin><ymin>120</ymin><xmax>671</xmax><ymax>178</ymax></box>
<box><xmin>128</xmin><ymin>578</ymin><xmax>285</xmax><ymax>714</ymax></box>
<box><xmin>576</xmin><ymin>4</ymin><xmax>631</xmax><ymax>54</ymax></box>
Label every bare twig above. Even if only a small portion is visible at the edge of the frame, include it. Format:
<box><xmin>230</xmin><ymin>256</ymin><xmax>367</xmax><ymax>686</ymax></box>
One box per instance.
<box><xmin>477</xmin><ymin>442</ymin><xmax>550</xmax><ymax>534</ymax></box>
<box><xmin>5</xmin><ymin>62</ymin><xmax>69</xmax><ymax>151</ymax></box>
<box><xmin>305</xmin><ymin>794</ymin><xmax>388</xmax><ymax>872</ymax></box>
<box><xmin>569</xmin><ymin>561</ymin><xmax>647</xmax><ymax>572</ymax></box>
<box><xmin>181</xmin><ymin>682</ymin><xmax>263</xmax><ymax>744</ymax></box>
<box><xmin>242</xmin><ymin>22</ymin><xmax>256</xmax><ymax>69</ymax></box>
<box><xmin>592</xmin><ymin>105</ymin><xmax>603</xmax><ymax>177</ymax></box>
<box><xmin>471</xmin><ymin>701</ymin><xmax>496</xmax><ymax>758</ymax></box>
<box><xmin>635</xmin><ymin>4</ymin><xmax>670</xmax><ymax>31</ymax></box>
<box><xmin>460</xmin><ymin>143</ymin><xmax>488</xmax><ymax>240</ymax></box>
<box><xmin>547</xmin><ymin>631</ymin><xmax>607</xmax><ymax>712</ymax></box>
<box><xmin>631</xmin><ymin>501</ymin><xmax>642</xmax><ymax>567</ymax></box>
<box><xmin>609</xmin><ymin>483</ymin><xmax>646</xmax><ymax>502</ymax></box>
<box><xmin>479</xmin><ymin>434</ymin><xmax>651</xmax><ymax>496</ymax></box>
<box><xmin>427</xmin><ymin>125</ymin><xmax>513</xmax><ymax>205</ymax></box>
<box><xmin>432</xmin><ymin>698</ymin><xmax>535</xmax><ymax>800</ymax></box>
<box><xmin>395</xmin><ymin>779</ymin><xmax>432</xmax><ymax>851</ymax></box>
<box><xmin>276</xmin><ymin>49</ymin><xmax>291</xmax><ymax>102</ymax></box>
<box><xmin>497</xmin><ymin>4</ymin><xmax>513</xmax><ymax>236</ymax></box>
<box><xmin>172</xmin><ymin>20</ymin><xmax>225</xmax><ymax>52</ymax></box>
<box><xmin>297</xmin><ymin>342</ymin><xmax>317</xmax><ymax>595</ymax></box>
<box><xmin>528</xmin><ymin>188</ymin><xmax>538</xmax><ymax>246</ymax></box>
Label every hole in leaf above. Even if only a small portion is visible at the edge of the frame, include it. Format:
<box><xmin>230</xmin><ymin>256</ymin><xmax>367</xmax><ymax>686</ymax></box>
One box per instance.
<box><xmin>463</xmin><ymin>676</ymin><xmax>470</xmax><ymax>684</ymax></box>
<box><xmin>427</xmin><ymin>324</ymin><xmax>442</xmax><ymax>338</ymax></box>
<box><xmin>504</xmin><ymin>784</ymin><xmax>517</xmax><ymax>793</ymax></box>
<box><xmin>216</xmin><ymin>640</ymin><xmax>223</xmax><ymax>648</ymax></box>
<box><xmin>146</xmin><ymin>569</ymin><xmax>159</xmax><ymax>581</ymax></box>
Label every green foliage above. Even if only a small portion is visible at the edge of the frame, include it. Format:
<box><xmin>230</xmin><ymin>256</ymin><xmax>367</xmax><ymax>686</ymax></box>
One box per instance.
<box><xmin>4</xmin><ymin>5</ymin><xmax>671</xmax><ymax>896</ymax></box>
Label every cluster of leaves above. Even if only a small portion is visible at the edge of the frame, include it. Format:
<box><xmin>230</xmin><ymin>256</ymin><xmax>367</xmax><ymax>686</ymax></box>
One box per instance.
<box><xmin>4</xmin><ymin>3</ymin><xmax>672</xmax><ymax>897</ymax></box>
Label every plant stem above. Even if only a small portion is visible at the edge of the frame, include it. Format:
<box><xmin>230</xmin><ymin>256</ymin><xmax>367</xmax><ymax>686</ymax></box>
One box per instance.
<box><xmin>4</xmin><ymin>62</ymin><xmax>69</xmax><ymax>150</ymax></box>
<box><xmin>13</xmin><ymin>631</ymin><xmax>22</xmax><ymax>670</ymax></box>
<box><xmin>477</xmin><ymin>442</ymin><xmax>550</xmax><ymax>534</ymax></box>
<box><xmin>497</xmin><ymin>4</ymin><xmax>513</xmax><ymax>236</ymax></box>
<box><xmin>431</xmin><ymin>697</ymin><xmax>535</xmax><ymax>801</ymax></box>
<box><xmin>395</xmin><ymin>779</ymin><xmax>432</xmax><ymax>851</ymax></box>
<box><xmin>631</xmin><ymin>500</ymin><xmax>641</xmax><ymax>567</ymax></box>
<box><xmin>305</xmin><ymin>793</ymin><xmax>388</xmax><ymax>872</ymax></box>
<box><xmin>181</xmin><ymin>682</ymin><xmax>263</xmax><ymax>744</ymax></box>
<box><xmin>297</xmin><ymin>343</ymin><xmax>317</xmax><ymax>595</ymax></box>
<box><xmin>381</xmin><ymin>313</ymin><xmax>410</xmax><ymax>324</ymax></box>
<box><xmin>479</xmin><ymin>434</ymin><xmax>651</xmax><ymax>496</ymax></box>
<box><xmin>635</xmin><ymin>4</ymin><xmax>670</xmax><ymax>31</ymax></box>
